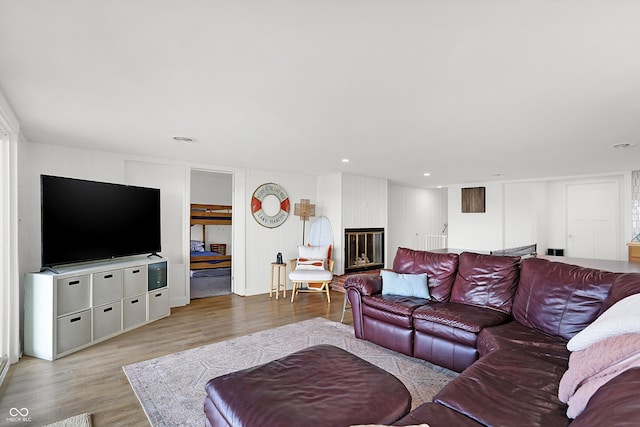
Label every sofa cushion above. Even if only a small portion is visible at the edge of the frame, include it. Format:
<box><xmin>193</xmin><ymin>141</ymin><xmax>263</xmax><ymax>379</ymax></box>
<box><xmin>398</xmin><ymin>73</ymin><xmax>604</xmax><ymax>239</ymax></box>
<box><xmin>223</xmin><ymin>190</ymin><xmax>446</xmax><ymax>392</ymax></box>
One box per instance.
<box><xmin>381</xmin><ymin>270</ymin><xmax>430</xmax><ymax>299</ymax></box>
<box><xmin>449</xmin><ymin>252</ymin><xmax>520</xmax><ymax>313</ymax></box>
<box><xmin>434</xmin><ymin>350</ymin><xmax>570</xmax><ymax>427</ymax></box>
<box><xmin>599</xmin><ymin>272</ymin><xmax>640</xmax><ymax>314</ymax></box>
<box><xmin>511</xmin><ymin>258</ymin><xmax>619</xmax><ymax>340</ymax></box>
<box><xmin>413</xmin><ymin>302</ymin><xmax>510</xmax><ymax>334</ymax></box>
<box><xmin>360</xmin><ymin>295</ymin><xmax>426</xmax><ymax>356</ymax></box>
<box><xmin>570</xmin><ymin>367</ymin><xmax>640</xmax><ymax>427</ymax></box>
<box><xmin>477</xmin><ymin>321</ymin><xmax>569</xmax><ymax>363</ymax></box>
<box><xmin>413</xmin><ymin>303</ymin><xmax>511</xmax><ymax>372</ymax></box>
<box><xmin>393</xmin><ymin>402</ymin><xmax>482</xmax><ymax>426</ymax></box>
<box><xmin>362</xmin><ymin>295</ymin><xmax>429</xmax><ymax>320</ymax></box>
<box><xmin>414</xmin><ymin>327</ymin><xmax>480</xmax><ymax>372</ymax></box>
<box><xmin>392</xmin><ymin>248</ymin><xmax>459</xmax><ymax>302</ymax></box>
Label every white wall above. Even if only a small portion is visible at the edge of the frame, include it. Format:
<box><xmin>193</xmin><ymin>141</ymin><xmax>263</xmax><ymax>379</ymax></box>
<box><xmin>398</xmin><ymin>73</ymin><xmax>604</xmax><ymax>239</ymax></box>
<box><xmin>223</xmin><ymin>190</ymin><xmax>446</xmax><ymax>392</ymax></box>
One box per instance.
<box><xmin>387</xmin><ymin>183</ymin><xmax>447</xmax><ymax>261</ymax></box>
<box><xmin>316</xmin><ymin>173</ymin><xmax>343</xmax><ymax>273</ymax></box>
<box><xmin>18</xmin><ymin>142</ymin><xmax>195</xmax><ymax>306</ymax></box>
<box><xmin>17</xmin><ymin>141</ymin><xmax>327</xmax><ymax>301</ymax></box>
<box><xmin>342</xmin><ymin>174</ymin><xmax>388</xmax><ymax>229</ymax></box>
<box><xmin>448</xmin><ymin>183</ymin><xmax>504</xmax><ymax>252</ymax></box>
<box><xmin>18</xmin><ymin>140</ymin><xmax>635</xmax><ymax>312</ymax></box>
<box><xmin>503</xmin><ymin>181</ymin><xmax>548</xmax><ymax>251</ymax></box>
<box><xmin>243</xmin><ymin>169</ymin><xmax>317</xmax><ymax>296</ymax></box>
<box><xmin>340</xmin><ymin>174</ymin><xmax>388</xmax><ymax>274</ymax></box>
<box><xmin>19</xmin><ymin>142</ymin><xmax>128</xmax><ymax>275</ymax></box>
<box><xmin>191</xmin><ymin>171</ymin><xmax>232</xmax><ymax>204</ymax></box>
<box><xmin>448</xmin><ymin>174</ymin><xmax>631</xmax><ymax>259</ymax></box>
<box><xmin>124</xmin><ymin>160</ymin><xmax>188</xmax><ymax>305</ymax></box>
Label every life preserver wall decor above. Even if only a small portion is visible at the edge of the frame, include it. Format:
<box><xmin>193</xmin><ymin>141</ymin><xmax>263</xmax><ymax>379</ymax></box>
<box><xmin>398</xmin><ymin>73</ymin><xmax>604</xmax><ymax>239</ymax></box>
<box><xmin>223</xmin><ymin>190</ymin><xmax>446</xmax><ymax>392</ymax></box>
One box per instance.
<box><xmin>251</xmin><ymin>183</ymin><xmax>290</xmax><ymax>228</ymax></box>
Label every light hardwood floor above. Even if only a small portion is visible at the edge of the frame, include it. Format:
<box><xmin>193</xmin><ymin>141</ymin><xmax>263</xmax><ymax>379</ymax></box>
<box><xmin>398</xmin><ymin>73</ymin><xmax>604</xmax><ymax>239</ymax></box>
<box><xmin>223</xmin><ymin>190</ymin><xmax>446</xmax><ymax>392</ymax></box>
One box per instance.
<box><xmin>0</xmin><ymin>291</ymin><xmax>352</xmax><ymax>426</ymax></box>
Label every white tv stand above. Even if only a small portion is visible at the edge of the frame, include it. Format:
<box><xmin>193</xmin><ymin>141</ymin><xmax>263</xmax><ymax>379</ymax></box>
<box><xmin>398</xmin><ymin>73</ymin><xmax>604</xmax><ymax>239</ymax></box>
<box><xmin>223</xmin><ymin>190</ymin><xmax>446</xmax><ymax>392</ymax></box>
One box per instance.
<box><xmin>24</xmin><ymin>256</ymin><xmax>170</xmax><ymax>361</ymax></box>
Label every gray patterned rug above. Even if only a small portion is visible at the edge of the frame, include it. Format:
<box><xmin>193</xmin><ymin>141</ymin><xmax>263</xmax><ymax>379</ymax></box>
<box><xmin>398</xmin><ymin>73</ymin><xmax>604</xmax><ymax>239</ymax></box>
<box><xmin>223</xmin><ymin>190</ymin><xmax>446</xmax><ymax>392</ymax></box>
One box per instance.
<box><xmin>43</xmin><ymin>413</ymin><xmax>92</xmax><ymax>427</ymax></box>
<box><xmin>190</xmin><ymin>268</ymin><xmax>231</xmax><ymax>299</ymax></box>
<box><xmin>123</xmin><ymin>317</ymin><xmax>457</xmax><ymax>426</ymax></box>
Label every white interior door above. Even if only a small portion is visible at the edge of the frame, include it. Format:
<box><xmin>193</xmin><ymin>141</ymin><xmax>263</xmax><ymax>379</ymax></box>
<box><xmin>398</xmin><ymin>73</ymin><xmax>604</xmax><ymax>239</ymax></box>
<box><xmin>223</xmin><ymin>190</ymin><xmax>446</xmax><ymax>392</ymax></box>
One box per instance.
<box><xmin>566</xmin><ymin>181</ymin><xmax>619</xmax><ymax>260</ymax></box>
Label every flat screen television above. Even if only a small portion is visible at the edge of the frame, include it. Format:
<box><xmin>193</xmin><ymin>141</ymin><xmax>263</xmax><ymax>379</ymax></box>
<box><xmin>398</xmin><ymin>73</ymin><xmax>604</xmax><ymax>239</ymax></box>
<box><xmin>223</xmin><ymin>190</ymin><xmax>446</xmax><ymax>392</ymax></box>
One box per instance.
<box><xmin>41</xmin><ymin>175</ymin><xmax>161</xmax><ymax>268</ymax></box>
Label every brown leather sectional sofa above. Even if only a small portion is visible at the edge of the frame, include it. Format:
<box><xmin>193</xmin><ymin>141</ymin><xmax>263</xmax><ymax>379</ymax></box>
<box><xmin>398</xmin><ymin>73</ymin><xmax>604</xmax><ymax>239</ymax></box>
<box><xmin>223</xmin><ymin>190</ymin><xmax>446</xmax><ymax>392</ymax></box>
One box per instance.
<box><xmin>344</xmin><ymin>247</ymin><xmax>640</xmax><ymax>426</ymax></box>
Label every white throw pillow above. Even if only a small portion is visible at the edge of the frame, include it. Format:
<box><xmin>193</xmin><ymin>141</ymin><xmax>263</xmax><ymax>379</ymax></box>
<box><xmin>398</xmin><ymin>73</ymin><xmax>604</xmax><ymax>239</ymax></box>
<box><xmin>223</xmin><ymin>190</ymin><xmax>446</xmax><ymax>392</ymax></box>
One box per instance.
<box><xmin>381</xmin><ymin>270</ymin><xmax>430</xmax><ymax>299</ymax></box>
<box><xmin>296</xmin><ymin>258</ymin><xmax>325</xmax><ymax>270</ymax></box>
<box><xmin>567</xmin><ymin>293</ymin><xmax>640</xmax><ymax>352</ymax></box>
<box><xmin>298</xmin><ymin>245</ymin><xmax>329</xmax><ymax>259</ymax></box>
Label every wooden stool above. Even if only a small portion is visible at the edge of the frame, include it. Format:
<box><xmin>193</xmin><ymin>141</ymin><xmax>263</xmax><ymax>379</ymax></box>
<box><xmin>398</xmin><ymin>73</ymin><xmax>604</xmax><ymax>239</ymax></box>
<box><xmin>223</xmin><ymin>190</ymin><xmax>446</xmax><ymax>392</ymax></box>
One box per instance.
<box><xmin>270</xmin><ymin>263</ymin><xmax>287</xmax><ymax>299</ymax></box>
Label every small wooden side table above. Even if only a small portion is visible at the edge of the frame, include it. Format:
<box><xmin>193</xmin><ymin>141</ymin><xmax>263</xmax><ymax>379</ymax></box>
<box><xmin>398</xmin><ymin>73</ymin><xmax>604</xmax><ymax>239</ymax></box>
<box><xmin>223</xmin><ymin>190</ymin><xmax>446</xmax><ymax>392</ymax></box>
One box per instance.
<box><xmin>627</xmin><ymin>242</ymin><xmax>640</xmax><ymax>263</ymax></box>
<box><xmin>270</xmin><ymin>263</ymin><xmax>287</xmax><ymax>299</ymax></box>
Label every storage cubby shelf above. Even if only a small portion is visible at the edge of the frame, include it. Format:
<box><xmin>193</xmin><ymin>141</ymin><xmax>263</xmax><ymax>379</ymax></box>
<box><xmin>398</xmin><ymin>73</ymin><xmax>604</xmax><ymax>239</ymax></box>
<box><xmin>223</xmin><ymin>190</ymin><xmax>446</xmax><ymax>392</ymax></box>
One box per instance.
<box><xmin>24</xmin><ymin>257</ymin><xmax>170</xmax><ymax>360</ymax></box>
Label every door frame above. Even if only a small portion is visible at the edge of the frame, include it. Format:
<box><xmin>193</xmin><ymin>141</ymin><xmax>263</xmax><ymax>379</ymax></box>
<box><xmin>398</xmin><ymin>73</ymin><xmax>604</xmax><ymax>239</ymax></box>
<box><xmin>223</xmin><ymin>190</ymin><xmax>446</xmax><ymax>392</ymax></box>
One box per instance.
<box><xmin>187</xmin><ymin>166</ymin><xmax>246</xmax><ymax>301</ymax></box>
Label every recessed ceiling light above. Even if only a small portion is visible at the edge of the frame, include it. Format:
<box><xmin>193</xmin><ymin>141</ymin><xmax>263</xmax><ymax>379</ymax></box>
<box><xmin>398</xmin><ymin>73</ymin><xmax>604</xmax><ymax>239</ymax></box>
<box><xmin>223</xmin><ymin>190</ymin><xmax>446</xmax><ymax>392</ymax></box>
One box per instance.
<box><xmin>423</xmin><ymin>172</ymin><xmax>431</xmax><ymax>177</ymax></box>
<box><xmin>611</xmin><ymin>142</ymin><xmax>636</xmax><ymax>149</ymax></box>
<box><xmin>172</xmin><ymin>136</ymin><xmax>195</xmax><ymax>143</ymax></box>
<box><xmin>341</xmin><ymin>158</ymin><xmax>350</xmax><ymax>163</ymax></box>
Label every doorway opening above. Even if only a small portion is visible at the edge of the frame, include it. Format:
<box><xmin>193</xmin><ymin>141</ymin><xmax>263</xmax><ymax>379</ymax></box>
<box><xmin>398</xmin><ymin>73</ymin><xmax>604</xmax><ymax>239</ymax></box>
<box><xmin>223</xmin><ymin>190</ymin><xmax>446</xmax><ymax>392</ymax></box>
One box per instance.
<box><xmin>189</xmin><ymin>170</ymin><xmax>233</xmax><ymax>299</ymax></box>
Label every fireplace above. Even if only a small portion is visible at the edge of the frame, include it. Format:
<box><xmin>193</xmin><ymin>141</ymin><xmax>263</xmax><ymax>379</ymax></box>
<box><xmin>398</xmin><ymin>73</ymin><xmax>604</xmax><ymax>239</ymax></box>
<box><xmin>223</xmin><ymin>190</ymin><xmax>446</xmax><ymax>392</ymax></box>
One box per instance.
<box><xmin>344</xmin><ymin>228</ymin><xmax>384</xmax><ymax>273</ymax></box>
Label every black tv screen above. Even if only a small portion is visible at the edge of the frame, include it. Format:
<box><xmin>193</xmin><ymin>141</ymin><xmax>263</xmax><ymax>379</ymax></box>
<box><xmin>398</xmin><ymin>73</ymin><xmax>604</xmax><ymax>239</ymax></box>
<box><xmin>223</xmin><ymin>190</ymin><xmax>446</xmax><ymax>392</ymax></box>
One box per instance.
<box><xmin>41</xmin><ymin>175</ymin><xmax>161</xmax><ymax>267</ymax></box>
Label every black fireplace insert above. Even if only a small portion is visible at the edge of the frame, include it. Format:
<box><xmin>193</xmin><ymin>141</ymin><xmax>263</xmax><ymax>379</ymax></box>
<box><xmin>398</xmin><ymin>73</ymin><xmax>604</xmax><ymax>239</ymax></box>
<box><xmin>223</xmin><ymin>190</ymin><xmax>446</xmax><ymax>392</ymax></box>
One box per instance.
<box><xmin>344</xmin><ymin>228</ymin><xmax>384</xmax><ymax>273</ymax></box>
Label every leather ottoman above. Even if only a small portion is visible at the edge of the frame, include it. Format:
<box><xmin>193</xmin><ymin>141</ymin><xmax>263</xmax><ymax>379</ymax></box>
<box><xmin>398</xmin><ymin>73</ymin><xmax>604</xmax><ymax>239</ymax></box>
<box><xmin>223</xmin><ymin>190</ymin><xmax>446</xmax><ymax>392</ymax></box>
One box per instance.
<box><xmin>204</xmin><ymin>344</ymin><xmax>411</xmax><ymax>427</ymax></box>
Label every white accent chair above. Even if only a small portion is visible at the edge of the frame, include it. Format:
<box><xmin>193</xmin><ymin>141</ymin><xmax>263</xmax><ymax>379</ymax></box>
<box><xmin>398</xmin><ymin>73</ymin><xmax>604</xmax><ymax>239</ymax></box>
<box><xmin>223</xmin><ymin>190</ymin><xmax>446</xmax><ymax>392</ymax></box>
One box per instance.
<box><xmin>289</xmin><ymin>245</ymin><xmax>333</xmax><ymax>304</ymax></box>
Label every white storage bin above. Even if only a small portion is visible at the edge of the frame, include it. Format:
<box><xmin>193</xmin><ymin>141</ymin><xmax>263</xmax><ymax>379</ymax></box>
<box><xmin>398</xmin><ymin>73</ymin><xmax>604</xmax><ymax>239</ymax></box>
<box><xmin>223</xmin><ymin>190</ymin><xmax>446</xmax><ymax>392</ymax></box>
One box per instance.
<box><xmin>123</xmin><ymin>294</ymin><xmax>147</xmax><ymax>330</ymax></box>
<box><xmin>57</xmin><ymin>310</ymin><xmax>91</xmax><ymax>355</ymax></box>
<box><xmin>124</xmin><ymin>265</ymin><xmax>148</xmax><ymax>297</ymax></box>
<box><xmin>93</xmin><ymin>269</ymin><xmax>123</xmax><ymax>306</ymax></box>
<box><xmin>56</xmin><ymin>275</ymin><xmax>90</xmax><ymax>316</ymax></box>
<box><xmin>93</xmin><ymin>301</ymin><xmax>122</xmax><ymax>341</ymax></box>
<box><xmin>148</xmin><ymin>288</ymin><xmax>170</xmax><ymax>321</ymax></box>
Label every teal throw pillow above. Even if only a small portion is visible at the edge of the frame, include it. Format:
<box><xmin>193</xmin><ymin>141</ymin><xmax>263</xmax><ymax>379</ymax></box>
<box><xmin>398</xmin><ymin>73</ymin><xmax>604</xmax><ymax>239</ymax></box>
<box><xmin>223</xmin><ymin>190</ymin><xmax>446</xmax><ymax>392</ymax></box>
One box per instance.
<box><xmin>381</xmin><ymin>270</ymin><xmax>430</xmax><ymax>299</ymax></box>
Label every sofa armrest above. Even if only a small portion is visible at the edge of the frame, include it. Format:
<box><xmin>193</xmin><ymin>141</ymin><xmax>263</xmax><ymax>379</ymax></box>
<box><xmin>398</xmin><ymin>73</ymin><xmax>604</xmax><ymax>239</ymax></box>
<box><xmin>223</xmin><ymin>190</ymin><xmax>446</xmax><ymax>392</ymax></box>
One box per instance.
<box><xmin>345</xmin><ymin>274</ymin><xmax>381</xmax><ymax>340</ymax></box>
<box><xmin>344</xmin><ymin>274</ymin><xmax>382</xmax><ymax>296</ymax></box>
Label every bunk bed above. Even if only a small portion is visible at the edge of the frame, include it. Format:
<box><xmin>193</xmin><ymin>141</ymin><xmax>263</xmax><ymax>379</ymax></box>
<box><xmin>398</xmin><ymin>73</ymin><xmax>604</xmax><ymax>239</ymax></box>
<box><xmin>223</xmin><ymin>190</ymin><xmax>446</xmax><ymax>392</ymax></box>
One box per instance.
<box><xmin>190</xmin><ymin>204</ymin><xmax>232</xmax><ymax>270</ymax></box>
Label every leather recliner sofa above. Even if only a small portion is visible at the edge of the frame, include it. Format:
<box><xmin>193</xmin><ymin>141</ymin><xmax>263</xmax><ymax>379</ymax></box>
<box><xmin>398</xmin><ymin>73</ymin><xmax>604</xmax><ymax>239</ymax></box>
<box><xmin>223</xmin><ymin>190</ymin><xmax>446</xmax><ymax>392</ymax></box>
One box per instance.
<box><xmin>344</xmin><ymin>247</ymin><xmax>640</xmax><ymax>426</ymax></box>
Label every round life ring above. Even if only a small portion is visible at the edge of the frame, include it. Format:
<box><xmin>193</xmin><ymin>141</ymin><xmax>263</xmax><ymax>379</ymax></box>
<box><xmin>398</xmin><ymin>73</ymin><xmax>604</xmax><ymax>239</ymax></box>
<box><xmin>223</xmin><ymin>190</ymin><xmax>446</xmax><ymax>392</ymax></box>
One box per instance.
<box><xmin>251</xmin><ymin>183</ymin><xmax>290</xmax><ymax>228</ymax></box>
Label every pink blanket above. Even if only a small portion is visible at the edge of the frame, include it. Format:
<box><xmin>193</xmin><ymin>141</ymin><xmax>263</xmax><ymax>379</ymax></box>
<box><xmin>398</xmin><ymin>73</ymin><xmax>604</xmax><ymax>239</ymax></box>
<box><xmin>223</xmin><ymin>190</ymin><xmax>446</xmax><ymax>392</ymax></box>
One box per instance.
<box><xmin>558</xmin><ymin>332</ymin><xmax>640</xmax><ymax>418</ymax></box>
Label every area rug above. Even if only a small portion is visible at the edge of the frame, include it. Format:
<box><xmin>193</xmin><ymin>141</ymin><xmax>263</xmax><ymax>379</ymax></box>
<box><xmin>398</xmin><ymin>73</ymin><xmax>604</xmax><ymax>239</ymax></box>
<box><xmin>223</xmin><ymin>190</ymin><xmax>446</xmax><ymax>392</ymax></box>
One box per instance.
<box><xmin>190</xmin><ymin>268</ymin><xmax>231</xmax><ymax>298</ymax></box>
<box><xmin>123</xmin><ymin>317</ymin><xmax>457</xmax><ymax>427</ymax></box>
<box><xmin>43</xmin><ymin>413</ymin><xmax>92</xmax><ymax>427</ymax></box>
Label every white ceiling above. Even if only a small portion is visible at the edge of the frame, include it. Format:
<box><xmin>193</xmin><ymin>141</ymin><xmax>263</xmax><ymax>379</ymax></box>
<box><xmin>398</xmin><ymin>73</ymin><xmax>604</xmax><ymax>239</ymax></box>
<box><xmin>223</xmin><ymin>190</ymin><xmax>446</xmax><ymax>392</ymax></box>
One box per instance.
<box><xmin>1</xmin><ymin>0</ymin><xmax>639</xmax><ymax>188</ymax></box>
